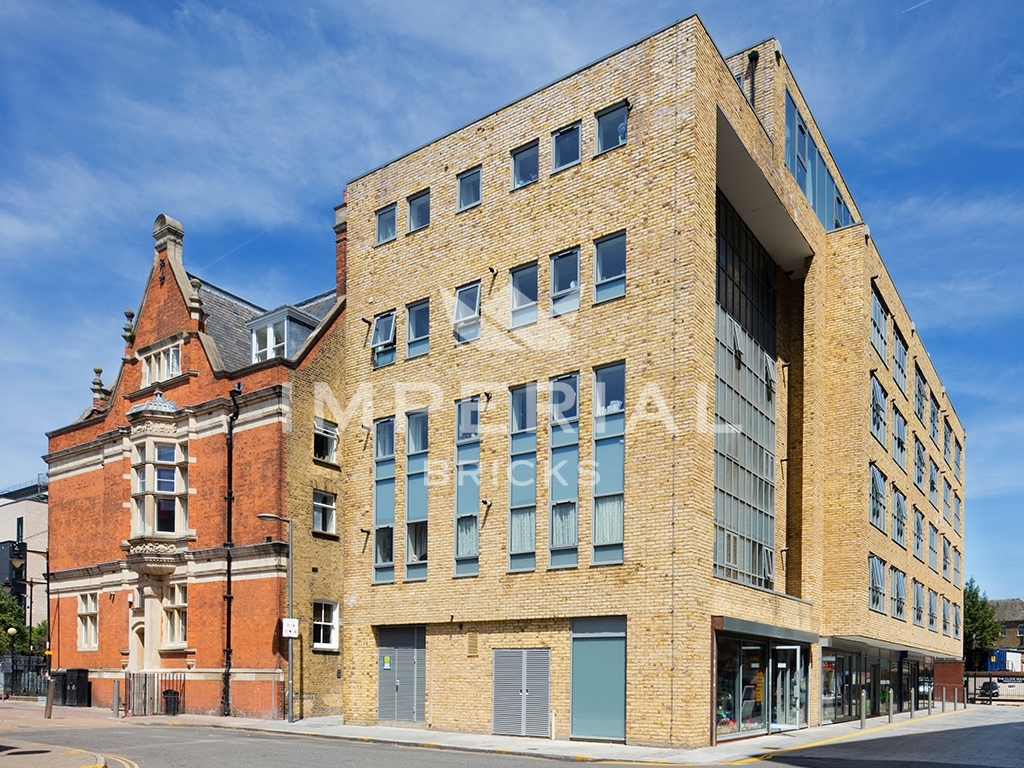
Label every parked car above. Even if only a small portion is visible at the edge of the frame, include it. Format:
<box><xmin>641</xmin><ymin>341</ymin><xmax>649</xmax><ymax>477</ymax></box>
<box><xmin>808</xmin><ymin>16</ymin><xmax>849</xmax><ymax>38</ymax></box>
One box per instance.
<box><xmin>979</xmin><ymin>681</ymin><xmax>999</xmax><ymax>697</ymax></box>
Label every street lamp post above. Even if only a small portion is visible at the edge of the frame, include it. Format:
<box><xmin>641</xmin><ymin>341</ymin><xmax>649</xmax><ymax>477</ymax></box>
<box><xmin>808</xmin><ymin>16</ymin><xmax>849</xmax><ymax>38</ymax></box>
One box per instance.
<box><xmin>256</xmin><ymin>513</ymin><xmax>293</xmax><ymax>723</ymax></box>
<box><xmin>6</xmin><ymin>626</ymin><xmax>16</xmax><ymax>696</ymax></box>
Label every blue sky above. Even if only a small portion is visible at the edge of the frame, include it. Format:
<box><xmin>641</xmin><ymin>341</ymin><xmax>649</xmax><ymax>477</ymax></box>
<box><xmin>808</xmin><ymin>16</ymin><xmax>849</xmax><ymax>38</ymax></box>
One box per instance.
<box><xmin>1</xmin><ymin>1</ymin><xmax>1021</xmax><ymax>597</ymax></box>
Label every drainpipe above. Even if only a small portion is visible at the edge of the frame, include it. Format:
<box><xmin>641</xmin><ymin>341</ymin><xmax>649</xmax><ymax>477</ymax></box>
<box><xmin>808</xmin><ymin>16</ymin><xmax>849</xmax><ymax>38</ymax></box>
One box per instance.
<box><xmin>747</xmin><ymin>49</ymin><xmax>759</xmax><ymax>110</ymax></box>
<box><xmin>222</xmin><ymin>383</ymin><xmax>242</xmax><ymax>716</ymax></box>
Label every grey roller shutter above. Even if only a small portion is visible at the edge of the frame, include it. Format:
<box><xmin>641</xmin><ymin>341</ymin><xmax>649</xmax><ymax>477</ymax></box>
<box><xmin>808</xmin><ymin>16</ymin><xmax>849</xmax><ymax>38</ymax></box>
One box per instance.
<box><xmin>377</xmin><ymin>626</ymin><xmax>426</xmax><ymax>722</ymax></box>
<box><xmin>493</xmin><ymin>649</ymin><xmax>523</xmax><ymax>735</ymax></box>
<box><xmin>378</xmin><ymin>646</ymin><xmax>397</xmax><ymax>720</ymax></box>
<box><xmin>524</xmin><ymin>648</ymin><xmax>551</xmax><ymax>737</ymax></box>
<box><xmin>396</xmin><ymin>647</ymin><xmax>418</xmax><ymax>721</ymax></box>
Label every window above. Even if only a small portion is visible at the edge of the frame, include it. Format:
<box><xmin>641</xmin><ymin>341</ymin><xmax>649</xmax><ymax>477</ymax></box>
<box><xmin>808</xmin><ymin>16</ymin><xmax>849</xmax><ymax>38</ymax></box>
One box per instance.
<box><xmin>509</xmin><ymin>383</ymin><xmax>537</xmax><ymax>572</ymax></box>
<box><xmin>313</xmin><ymin>491</ymin><xmax>335</xmax><ymax>534</ymax></box>
<box><xmin>596</xmin><ymin>102</ymin><xmax>628</xmax><ymax>154</ymax></box>
<box><xmin>455</xmin><ymin>398</ymin><xmax>480</xmax><ymax>576</ymax></box>
<box><xmin>593</xmin><ymin>363</ymin><xmax>625</xmax><ymax>564</ymax></box>
<box><xmin>894</xmin><ymin>330</ymin><xmax>908</xmax><ymax>393</ymax></box>
<box><xmin>871</xmin><ymin>289</ymin><xmax>888</xmax><ymax>363</ymax></box>
<box><xmin>313</xmin><ymin>418</ymin><xmax>338</xmax><ymax>463</ymax></box>
<box><xmin>869</xmin><ymin>555</ymin><xmax>886</xmax><ymax>613</ymax></box>
<box><xmin>371</xmin><ymin>310</ymin><xmax>397</xmax><ymax>368</ymax></box>
<box><xmin>929</xmin><ymin>460</ymin><xmax>939</xmax><ymax>507</ymax></box>
<box><xmin>954</xmin><ymin>604</ymin><xmax>961</xmax><ymax>639</ymax></box>
<box><xmin>870</xmin><ymin>376</ymin><xmax>887</xmax><ymax>446</ymax></box>
<box><xmin>408</xmin><ymin>189</ymin><xmax>430</xmax><ymax>233</ymax></box>
<box><xmin>942</xmin><ymin>597</ymin><xmax>951</xmax><ymax>635</ymax></box>
<box><xmin>594</xmin><ymin>231</ymin><xmax>626</xmax><ymax>303</ymax></box>
<box><xmin>915</xmin><ymin>367</ymin><xmax>927</xmax><ymax>422</ymax></box>
<box><xmin>1002</xmin><ymin>625</ymin><xmax>1007</xmax><ymax>637</ymax></box>
<box><xmin>458</xmin><ymin>166</ymin><xmax>481</xmax><ymax>210</ymax></box>
<box><xmin>914</xmin><ymin>437</ymin><xmax>925</xmax><ymax>490</ymax></box>
<box><xmin>453</xmin><ymin>282</ymin><xmax>481</xmax><ymax>343</ymax></box>
<box><xmin>312</xmin><ymin>600</ymin><xmax>338</xmax><ymax>649</ymax></box>
<box><xmin>890</xmin><ymin>568</ymin><xmax>906</xmax><ymax>620</ymax></box>
<box><xmin>942</xmin><ymin>478</ymin><xmax>951</xmax><ymax>523</ymax></box>
<box><xmin>253</xmin><ymin>320</ymin><xmax>286</xmax><ymax>362</ymax></box>
<box><xmin>373</xmin><ymin>418</ymin><xmax>395</xmax><ymax>584</ymax></box>
<box><xmin>510</xmin><ymin>263</ymin><xmax>538</xmax><ymax>327</ymax></box>
<box><xmin>164</xmin><ymin>584</ymin><xmax>187</xmax><ymax>645</ymax></box>
<box><xmin>512</xmin><ymin>141</ymin><xmax>539</xmax><ymax>188</ymax></box>
<box><xmin>954</xmin><ymin>493</ymin><xmax>961</xmax><ymax>534</ymax></box>
<box><xmin>892</xmin><ymin>487</ymin><xmax>907</xmax><ymax>547</ymax></box>
<box><xmin>954</xmin><ymin>439</ymin><xmax>962</xmax><ymax>479</ymax></box>
<box><xmin>141</xmin><ymin>345</ymin><xmax>181</xmax><ymax>386</ymax></box>
<box><xmin>942</xmin><ymin>537</ymin><xmax>951</xmax><ymax>581</ymax></box>
<box><xmin>870</xmin><ymin>464</ymin><xmax>886</xmax><ymax>532</ymax></box>
<box><xmin>550</xmin><ymin>372</ymin><xmax>580</xmax><ymax>568</ymax></box>
<box><xmin>928</xmin><ymin>590</ymin><xmax>938</xmax><ymax>631</ymax></box>
<box><xmin>930</xmin><ymin>395</ymin><xmax>940</xmax><ymax>445</ymax></box>
<box><xmin>78</xmin><ymin>592</ymin><xmax>98</xmax><ymax>649</ymax></box>
<box><xmin>133</xmin><ymin>440</ymin><xmax>188</xmax><ymax>536</ymax></box>
<box><xmin>913</xmin><ymin>580</ymin><xmax>925</xmax><ymax>626</ymax></box>
<box><xmin>407</xmin><ymin>299</ymin><xmax>429</xmax><ymax>358</ymax></box>
<box><xmin>552</xmin><ymin>123</ymin><xmax>581</xmax><ymax>171</ymax></box>
<box><xmin>943</xmin><ymin>419</ymin><xmax>952</xmax><ymax>465</ymax></box>
<box><xmin>953</xmin><ymin>547</ymin><xmax>961</xmax><ymax>589</ymax></box>
<box><xmin>928</xmin><ymin>523</ymin><xmax>938</xmax><ymax>571</ymax></box>
<box><xmin>376</xmin><ymin>204</ymin><xmax>397</xmax><ymax>245</ymax></box>
<box><xmin>551</xmin><ymin>248</ymin><xmax>580</xmax><ymax>316</ymax></box>
<box><xmin>892</xmin><ymin>408</ymin><xmax>907</xmax><ymax>469</ymax></box>
<box><xmin>913</xmin><ymin>508</ymin><xmax>925</xmax><ymax>560</ymax></box>
<box><xmin>406</xmin><ymin>411</ymin><xmax>429</xmax><ymax>581</ymax></box>
<box><xmin>1019</xmin><ymin>624</ymin><xmax>1024</xmax><ymax>638</ymax></box>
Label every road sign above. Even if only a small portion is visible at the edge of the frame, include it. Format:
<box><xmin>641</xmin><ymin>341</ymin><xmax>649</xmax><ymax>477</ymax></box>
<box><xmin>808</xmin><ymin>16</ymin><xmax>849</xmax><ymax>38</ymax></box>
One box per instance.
<box><xmin>282</xmin><ymin>618</ymin><xmax>299</xmax><ymax>638</ymax></box>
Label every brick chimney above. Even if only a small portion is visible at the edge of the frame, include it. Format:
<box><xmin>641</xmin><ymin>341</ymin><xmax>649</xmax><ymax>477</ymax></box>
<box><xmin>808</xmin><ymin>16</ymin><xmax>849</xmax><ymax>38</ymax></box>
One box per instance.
<box><xmin>334</xmin><ymin>203</ymin><xmax>348</xmax><ymax>297</ymax></box>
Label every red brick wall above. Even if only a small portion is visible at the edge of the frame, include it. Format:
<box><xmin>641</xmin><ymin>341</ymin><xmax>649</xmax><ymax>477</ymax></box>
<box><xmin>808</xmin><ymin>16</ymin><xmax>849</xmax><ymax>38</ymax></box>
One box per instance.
<box><xmin>935</xmin><ymin>659</ymin><xmax>965</xmax><ymax>702</ymax></box>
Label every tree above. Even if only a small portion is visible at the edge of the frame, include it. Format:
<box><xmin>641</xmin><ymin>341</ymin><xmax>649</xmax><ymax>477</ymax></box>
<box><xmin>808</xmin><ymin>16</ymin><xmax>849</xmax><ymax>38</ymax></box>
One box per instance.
<box><xmin>963</xmin><ymin>577</ymin><xmax>1002</xmax><ymax>667</ymax></box>
<box><xmin>0</xmin><ymin>591</ymin><xmax>27</xmax><ymax>654</ymax></box>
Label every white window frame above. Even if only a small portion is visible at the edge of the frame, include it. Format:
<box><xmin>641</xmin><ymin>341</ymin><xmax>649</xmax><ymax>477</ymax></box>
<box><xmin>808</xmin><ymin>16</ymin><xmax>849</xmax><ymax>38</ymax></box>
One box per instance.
<box><xmin>312</xmin><ymin>600</ymin><xmax>339</xmax><ymax>650</ymax></box>
<box><xmin>141</xmin><ymin>344</ymin><xmax>182</xmax><ymax>387</ymax></box>
<box><xmin>252</xmin><ymin>320</ymin><xmax>286</xmax><ymax>363</ymax></box>
<box><xmin>78</xmin><ymin>592</ymin><xmax>99</xmax><ymax>650</ymax></box>
<box><xmin>164</xmin><ymin>583</ymin><xmax>188</xmax><ymax>646</ymax></box>
<box><xmin>457</xmin><ymin>166</ymin><xmax>482</xmax><ymax>211</ymax></box>
<box><xmin>313</xmin><ymin>417</ymin><xmax>338</xmax><ymax>463</ymax></box>
<box><xmin>313</xmin><ymin>491</ymin><xmax>336</xmax><ymax>534</ymax></box>
<box><xmin>453</xmin><ymin>281</ymin><xmax>482</xmax><ymax>343</ymax></box>
<box><xmin>376</xmin><ymin>203</ymin><xmax>397</xmax><ymax>245</ymax></box>
<box><xmin>132</xmin><ymin>439</ymin><xmax>189</xmax><ymax>537</ymax></box>
<box><xmin>869</xmin><ymin>555</ymin><xmax>886</xmax><ymax>613</ymax></box>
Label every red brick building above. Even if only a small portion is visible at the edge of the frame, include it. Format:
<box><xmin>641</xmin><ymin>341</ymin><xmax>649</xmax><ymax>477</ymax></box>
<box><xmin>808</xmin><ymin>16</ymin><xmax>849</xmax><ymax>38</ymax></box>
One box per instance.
<box><xmin>44</xmin><ymin>214</ymin><xmax>340</xmax><ymax>716</ymax></box>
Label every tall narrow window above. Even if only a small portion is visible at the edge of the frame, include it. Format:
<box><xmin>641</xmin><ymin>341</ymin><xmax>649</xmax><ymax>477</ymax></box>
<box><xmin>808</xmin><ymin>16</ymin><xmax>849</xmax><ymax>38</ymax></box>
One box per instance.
<box><xmin>455</xmin><ymin>398</ymin><xmax>480</xmax><ymax>576</ymax></box>
<box><xmin>942</xmin><ymin>537</ymin><xmax>951</xmax><ymax>581</ymax></box>
<box><xmin>914</xmin><ymin>438</ymin><xmax>926</xmax><ymax>490</ymax></box>
<box><xmin>253</xmin><ymin>320</ymin><xmax>286</xmax><ymax>362</ymax></box>
<box><xmin>78</xmin><ymin>592</ymin><xmax>98</xmax><ymax>650</ymax></box>
<box><xmin>512</xmin><ymin>141</ymin><xmax>539</xmax><ymax>188</ymax></box>
<box><xmin>954</xmin><ymin>604</ymin><xmax>962</xmax><ymax>639</ymax></box>
<box><xmin>871</xmin><ymin>289</ymin><xmax>888</xmax><ymax>363</ymax></box>
<box><xmin>928</xmin><ymin>523</ymin><xmax>938</xmax><ymax>571</ymax></box>
<box><xmin>594</xmin><ymin>231</ymin><xmax>626</xmax><ymax>303</ymax></box>
<box><xmin>371</xmin><ymin>310</ymin><xmax>397</xmax><ymax>368</ymax></box>
<box><xmin>930</xmin><ymin>396</ymin><xmax>940</xmax><ymax>445</ymax></box>
<box><xmin>893</xmin><ymin>408</ymin><xmax>907</xmax><ymax>469</ymax></box>
<box><xmin>892</xmin><ymin>487</ymin><xmax>907</xmax><ymax>547</ymax></box>
<box><xmin>593</xmin><ymin>363</ymin><xmax>625</xmax><ymax>565</ymax></box>
<box><xmin>551</xmin><ymin>249</ymin><xmax>580</xmax><ymax>316</ymax></box>
<box><xmin>913</xmin><ymin>508</ymin><xmax>925</xmax><ymax>561</ymax></box>
<box><xmin>313</xmin><ymin>491</ymin><xmax>336</xmax><ymax>534</ymax></box>
<box><xmin>164</xmin><ymin>584</ymin><xmax>187</xmax><ymax>645</ymax></box>
<box><xmin>312</xmin><ymin>600</ymin><xmax>338</xmax><ymax>649</ymax></box>
<box><xmin>915</xmin><ymin>367</ymin><xmax>927</xmax><ymax>422</ymax></box>
<box><xmin>373</xmin><ymin>418</ymin><xmax>396</xmax><ymax>584</ymax></box>
<box><xmin>893</xmin><ymin>330</ymin><xmax>908</xmax><ymax>393</ymax></box>
<box><xmin>458</xmin><ymin>166</ymin><xmax>481</xmax><ymax>210</ymax></box>
<box><xmin>453</xmin><ymin>282</ymin><xmax>481</xmax><ymax>343</ymax></box>
<box><xmin>509</xmin><ymin>383</ymin><xmax>537</xmax><ymax>572</ymax></box>
<box><xmin>552</xmin><ymin>123</ymin><xmax>581</xmax><ymax>171</ymax></box>
<box><xmin>929</xmin><ymin>460</ymin><xmax>939</xmax><ymax>507</ymax></box>
<box><xmin>407</xmin><ymin>299</ymin><xmax>430</xmax><ymax>358</ymax></box>
<box><xmin>890</xmin><ymin>568</ymin><xmax>906</xmax><ymax>620</ymax></box>
<box><xmin>510</xmin><ymin>263</ymin><xmax>538</xmax><ymax>327</ymax></box>
<box><xmin>596</xmin><ymin>102</ymin><xmax>628</xmax><ymax>154</ymax></box>
<box><xmin>942</xmin><ymin>597</ymin><xmax>951</xmax><ymax>635</ymax></box>
<box><xmin>870</xmin><ymin>464</ymin><xmax>886</xmax><ymax>532</ymax></box>
<box><xmin>550</xmin><ymin>373</ymin><xmax>579</xmax><ymax>568</ymax></box>
<box><xmin>376</xmin><ymin>204</ymin><xmax>397</xmax><ymax>245</ymax></box>
<box><xmin>869</xmin><ymin>555</ymin><xmax>886</xmax><ymax>613</ymax></box>
<box><xmin>954</xmin><ymin>493</ymin><xmax>961</xmax><ymax>534</ymax></box>
<box><xmin>314</xmin><ymin>418</ymin><xmax>338</xmax><ymax>463</ymax></box>
<box><xmin>953</xmin><ymin>547</ymin><xmax>961</xmax><ymax>588</ymax></box>
<box><xmin>928</xmin><ymin>590</ymin><xmax>938</xmax><ymax>631</ymax></box>
<box><xmin>870</xmin><ymin>376</ymin><xmax>887</xmax><ymax>445</ymax></box>
<box><xmin>954</xmin><ymin>439</ymin><xmax>962</xmax><ymax>479</ymax></box>
<box><xmin>408</xmin><ymin>189</ymin><xmax>430</xmax><ymax>233</ymax></box>
<box><xmin>942</xmin><ymin>479</ymin><xmax>951</xmax><ymax>523</ymax></box>
<box><xmin>406</xmin><ymin>411</ymin><xmax>429</xmax><ymax>581</ymax></box>
<box><xmin>913</xmin><ymin>580</ymin><xmax>924</xmax><ymax>626</ymax></box>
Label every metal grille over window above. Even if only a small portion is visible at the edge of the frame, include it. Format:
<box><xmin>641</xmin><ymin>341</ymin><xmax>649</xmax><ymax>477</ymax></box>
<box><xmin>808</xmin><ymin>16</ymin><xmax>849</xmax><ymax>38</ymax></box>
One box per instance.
<box><xmin>869</xmin><ymin>556</ymin><xmax>886</xmax><ymax>613</ymax></box>
<box><xmin>405</xmin><ymin>411</ymin><xmax>428</xmax><ymax>581</ymax></box>
<box><xmin>455</xmin><ymin>398</ymin><xmax>481</xmax><ymax>576</ymax></box>
<box><xmin>374</xmin><ymin>418</ymin><xmax>396</xmax><ymax>584</ymax></box>
<box><xmin>508</xmin><ymin>383</ymin><xmax>537</xmax><ymax>572</ymax></box>
<box><xmin>549</xmin><ymin>373</ymin><xmax>579</xmax><ymax>568</ymax></box>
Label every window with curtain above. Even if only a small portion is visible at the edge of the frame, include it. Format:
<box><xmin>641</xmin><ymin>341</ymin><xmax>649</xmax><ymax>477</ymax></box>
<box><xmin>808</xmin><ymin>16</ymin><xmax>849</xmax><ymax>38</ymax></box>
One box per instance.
<box><xmin>549</xmin><ymin>373</ymin><xmax>579</xmax><ymax>568</ymax></box>
<box><xmin>374</xmin><ymin>418</ymin><xmax>396</xmax><ymax>583</ymax></box>
<box><xmin>509</xmin><ymin>383</ymin><xmax>537</xmax><ymax>571</ymax></box>
<box><xmin>455</xmin><ymin>398</ymin><xmax>480</xmax><ymax>576</ymax></box>
<box><xmin>593</xmin><ymin>363</ymin><xmax>625</xmax><ymax>564</ymax></box>
<box><xmin>406</xmin><ymin>410</ymin><xmax>429</xmax><ymax>580</ymax></box>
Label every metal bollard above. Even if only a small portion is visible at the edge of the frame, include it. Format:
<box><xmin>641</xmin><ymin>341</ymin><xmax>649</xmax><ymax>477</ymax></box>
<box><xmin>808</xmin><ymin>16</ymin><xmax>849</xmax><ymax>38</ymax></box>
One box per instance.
<box><xmin>44</xmin><ymin>679</ymin><xmax>55</xmax><ymax>719</ymax></box>
<box><xmin>942</xmin><ymin>687</ymin><xmax>946</xmax><ymax>713</ymax></box>
<box><xmin>911</xmin><ymin>688</ymin><xmax>916</xmax><ymax>718</ymax></box>
<box><xmin>888</xmin><ymin>692</ymin><xmax>893</xmax><ymax>723</ymax></box>
<box><xmin>112</xmin><ymin>680</ymin><xmax>120</xmax><ymax>719</ymax></box>
<box><xmin>928</xmin><ymin>685</ymin><xmax>933</xmax><ymax>716</ymax></box>
<box><xmin>954</xmin><ymin>687</ymin><xmax>958</xmax><ymax>710</ymax></box>
<box><xmin>861</xmin><ymin>688</ymin><xmax>867</xmax><ymax>729</ymax></box>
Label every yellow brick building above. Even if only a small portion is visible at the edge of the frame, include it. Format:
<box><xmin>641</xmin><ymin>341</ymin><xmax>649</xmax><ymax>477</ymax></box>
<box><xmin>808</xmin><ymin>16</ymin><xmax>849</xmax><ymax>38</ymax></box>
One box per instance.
<box><xmin>298</xmin><ymin>16</ymin><xmax>965</xmax><ymax>747</ymax></box>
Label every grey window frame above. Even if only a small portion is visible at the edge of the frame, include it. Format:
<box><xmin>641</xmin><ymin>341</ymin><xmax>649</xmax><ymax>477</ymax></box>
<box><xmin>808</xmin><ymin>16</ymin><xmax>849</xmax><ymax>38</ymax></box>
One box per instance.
<box><xmin>914</xmin><ymin>437</ymin><xmax>926</xmax><ymax>490</ymax></box>
<box><xmin>453</xmin><ymin>281</ymin><xmax>482</xmax><ymax>343</ymax></box>
<box><xmin>406</xmin><ymin>299</ymin><xmax>430</xmax><ymax>358</ymax></box>
<box><xmin>953</xmin><ymin>547</ymin><xmax>961</xmax><ymax>588</ymax></box>
<box><xmin>407</xmin><ymin>189</ymin><xmax>430</xmax><ymax>233</ymax></box>
<box><xmin>942</xmin><ymin>536</ymin><xmax>951</xmax><ymax>581</ymax></box>
<box><xmin>405</xmin><ymin>410</ymin><xmax>429</xmax><ymax>581</ymax></box>
<box><xmin>376</xmin><ymin>203</ymin><xmax>397</xmax><ymax>245</ymax></box>
<box><xmin>371</xmin><ymin>309</ymin><xmax>397</xmax><ymax>368</ymax></box>
<box><xmin>595</xmin><ymin>101</ymin><xmax>628</xmax><ymax>155</ymax></box>
<box><xmin>871</xmin><ymin>288</ymin><xmax>888</xmax><ymax>364</ymax></box>
<box><xmin>373</xmin><ymin>417</ymin><xmax>396</xmax><ymax>584</ymax></box>
<box><xmin>592</xmin><ymin>362</ymin><xmax>625</xmax><ymax>565</ymax></box>
<box><xmin>913</xmin><ymin>580</ymin><xmax>925</xmax><ymax>626</ymax></box>
<box><xmin>928</xmin><ymin>523</ymin><xmax>938</xmax><ymax>571</ymax></box>
<box><xmin>954</xmin><ymin>439</ymin><xmax>962</xmax><ymax>479</ymax></box>
<box><xmin>552</xmin><ymin>122</ymin><xmax>581</xmax><ymax>172</ymax></box>
<box><xmin>915</xmin><ymin>367</ymin><xmax>927</xmax><ymax>422</ymax></box>
<box><xmin>870</xmin><ymin>375</ymin><xmax>887</xmax><ymax>446</ymax></box>
<box><xmin>930</xmin><ymin>395</ymin><xmax>940</xmax><ymax>445</ymax></box>
<box><xmin>893</xmin><ymin>329</ymin><xmax>908</xmax><ymax>393</ymax></box>
<box><xmin>869</xmin><ymin>555</ymin><xmax>886</xmax><ymax>614</ymax></box>
<box><xmin>550</xmin><ymin>248</ymin><xmax>580</xmax><ymax>316</ymax></box>
<box><xmin>942</xmin><ymin>597</ymin><xmax>951</xmax><ymax>635</ymax></box>
<box><xmin>943</xmin><ymin>419</ymin><xmax>952</xmax><ymax>465</ymax></box>
<box><xmin>869</xmin><ymin>464</ymin><xmax>886</xmax><ymax>532</ymax></box>
<box><xmin>508</xmin><ymin>382</ymin><xmax>538</xmax><ymax>572</ymax></box>
<box><xmin>928</xmin><ymin>589</ymin><xmax>938</xmax><ymax>631</ymax></box>
<box><xmin>549</xmin><ymin>372</ymin><xmax>580</xmax><ymax>568</ymax></box>
<box><xmin>457</xmin><ymin>166</ymin><xmax>482</xmax><ymax>211</ymax></box>
<box><xmin>929</xmin><ymin>459</ymin><xmax>939</xmax><ymax>507</ymax></box>
<box><xmin>510</xmin><ymin>262</ymin><xmax>539</xmax><ymax>328</ymax></box>
<box><xmin>892</xmin><ymin>486</ymin><xmax>907</xmax><ymax>547</ymax></box>
<box><xmin>890</xmin><ymin>567</ymin><xmax>906</xmax><ymax>620</ymax></box>
<box><xmin>511</xmin><ymin>140</ymin><xmax>540</xmax><ymax>189</ymax></box>
<box><xmin>455</xmin><ymin>397</ymin><xmax>481</xmax><ymax>576</ymax></box>
<box><xmin>594</xmin><ymin>230</ymin><xmax>626</xmax><ymax>304</ymax></box>
<box><xmin>913</xmin><ymin>507</ymin><xmax>925</xmax><ymax>561</ymax></box>
<box><xmin>892</xmin><ymin>407</ymin><xmax>907</xmax><ymax>469</ymax></box>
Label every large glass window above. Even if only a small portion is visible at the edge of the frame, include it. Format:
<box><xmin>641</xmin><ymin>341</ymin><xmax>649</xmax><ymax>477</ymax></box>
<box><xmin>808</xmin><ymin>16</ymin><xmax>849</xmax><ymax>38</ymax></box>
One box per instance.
<box><xmin>133</xmin><ymin>440</ymin><xmax>188</xmax><ymax>536</ymax></box>
<box><xmin>512</xmin><ymin>141</ymin><xmax>539</xmax><ymax>188</ymax></box>
<box><xmin>550</xmin><ymin>373</ymin><xmax>579</xmax><ymax>568</ymax></box>
<box><xmin>716</xmin><ymin>638</ymin><xmax>767</xmax><ymax>738</ymax></box>
<box><xmin>551</xmin><ymin>249</ymin><xmax>580</xmax><ymax>316</ymax></box>
<box><xmin>455</xmin><ymin>398</ymin><xmax>480</xmax><ymax>576</ymax></box>
<box><xmin>596</xmin><ymin>102</ymin><xmax>628</xmax><ymax>154</ymax></box>
<box><xmin>509</xmin><ymin>383</ymin><xmax>537</xmax><ymax>572</ymax></box>
<box><xmin>552</xmin><ymin>123</ymin><xmax>581</xmax><ymax>171</ymax></box>
<box><xmin>458</xmin><ymin>166</ymin><xmax>481</xmax><ymax>210</ymax></box>
<box><xmin>593</xmin><ymin>363</ymin><xmax>625</xmax><ymax>564</ymax></box>
<box><xmin>374</xmin><ymin>418</ymin><xmax>396</xmax><ymax>583</ymax></box>
<box><xmin>406</xmin><ymin>411</ymin><xmax>429</xmax><ymax>581</ymax></box>
<box><xmin>594</xmin><ymin>231</ymin><xmax>626</xmax><ymax>303</ymax></box>
<box><xmin>510</xmin><ymin>263</ymin><xmax>538</xmax><ymax>327</ymax></box>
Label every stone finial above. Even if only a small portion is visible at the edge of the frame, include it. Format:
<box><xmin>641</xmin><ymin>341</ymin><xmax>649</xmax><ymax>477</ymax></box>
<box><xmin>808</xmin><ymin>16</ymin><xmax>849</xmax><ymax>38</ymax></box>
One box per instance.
<box><xmin>153</xmin><ymin>213</ymin><xmax>184</xmax><ymax>261</ymax></box>
<box><xmin>123</xmin><ymin>309</ymin><xmax>136</xmax><ymax>344</ymax></box>
<box><xmin>92</xmin><ymin>367</ymin><xmax>110</xmax><ymax>411</ymax></box>
<box><xmin>188</xmin><ymin>278</ymin><xmax>207</xmax><ymax>326</ymax></box>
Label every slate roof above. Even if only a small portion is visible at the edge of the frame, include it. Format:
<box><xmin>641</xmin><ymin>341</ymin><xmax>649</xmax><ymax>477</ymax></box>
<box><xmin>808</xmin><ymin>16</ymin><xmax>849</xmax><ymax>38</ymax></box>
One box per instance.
<box><xmin>189</xmin><ymin>274</ymin><xmax>265</xmax><ymax>371</ymax></box>
<box><xmin>294</xmin><ymin>290</ymin><xmax>337</xmax><ymax>321</ymax></box>
<box><xmin>992</xmin><ymin>598</ymin><xmax>1024</xmax><ymax>623</ymax></box>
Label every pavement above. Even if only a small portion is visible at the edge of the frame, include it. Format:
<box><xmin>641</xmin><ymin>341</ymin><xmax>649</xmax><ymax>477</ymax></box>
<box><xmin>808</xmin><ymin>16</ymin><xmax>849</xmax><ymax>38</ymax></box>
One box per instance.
<box><xmin>1</xmin><ymin>696</ymin><xmax>1021</xmax><ymax>766</ymax></box>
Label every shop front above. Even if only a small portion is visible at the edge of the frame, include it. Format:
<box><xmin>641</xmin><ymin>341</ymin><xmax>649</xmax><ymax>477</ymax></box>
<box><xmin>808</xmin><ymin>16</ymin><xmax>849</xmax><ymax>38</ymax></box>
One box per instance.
<box><xmin>821</xmin><ymin>639</ymin><xmax>934</xmax><ymax>723</ymax></box>
<box><xmin>713</xmin><ymin>617</ymin><xmax>816</xmax><ymax>742</ymax></box>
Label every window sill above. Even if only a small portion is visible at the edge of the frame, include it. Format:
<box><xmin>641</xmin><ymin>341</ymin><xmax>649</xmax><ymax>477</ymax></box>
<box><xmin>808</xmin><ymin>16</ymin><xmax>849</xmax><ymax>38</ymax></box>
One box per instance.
<box><xmin>312</xmin><ymin>530</ymin><xmax>340</xmax><ymax>542</ymax></box>
<box><xmin>551</xmin><ymin>160</ymin><xmax>581</xmax><ymax>177</ymax></box>
<box><xmin>312</xmin><ymin>646</ymin><xmax>340</xmax><ymax>655</ymax></box>
<box><xmin>590</xmin><ymin>558</ymin><xmax>624</xmax><ymax>567</ymax></box>
<box><xmin>406</xmin><ymin>224</ymin><xmax>429</xmax><ymax>237</ymax></box>
<box><xmin>592</xmin><ymin>291</ymin><xmax>625</xmax><ymax>307</ymax></box>
<box><xmin>124</xmin><ymin>372</ymin><xmax>196</xmax><ymax>401</ymax></box>
<box><xmin>159</xmin><ymin>646</ymin><xmax>195</xmax><ymax>655</ymax></box>
<box><xmin>510</xmin><ymin>179</ymin><xmax>538</xmax><ymax>192</ymax></box>
<box><xmin>313</xmin><ymin>458</ymin><xmax>341</xmax><ymax>471</ymax></box>
<box><xmin>374</xmin><ymin>237</ymin><xmax>397</xmax><ymax>248</ymax></box>
<box><xmin>456</xmin><ymin>201</ymin><xmax>481</xmax><ymax>214</ymax></box>
<box><xmin>593</xmin><ymin>143</ymin><xmax>627</xmax><ymax>159</ymax></box>
<box><xmin>76</xmin><ymin>646</ymin><xmax>98</xmax><ymax>653</ymax></box>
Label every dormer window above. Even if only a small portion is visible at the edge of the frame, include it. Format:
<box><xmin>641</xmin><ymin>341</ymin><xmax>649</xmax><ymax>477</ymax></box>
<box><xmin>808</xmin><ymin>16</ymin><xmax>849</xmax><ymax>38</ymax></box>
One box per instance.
<box><xmin>141</xmin><ymin>345</ymin><xmax>181</xmax><ymax>386</ymax></box>
<box><xmin>253</xmin><ymin>320</ymin><xmax>286</xmax><ymax>362</ymax></box>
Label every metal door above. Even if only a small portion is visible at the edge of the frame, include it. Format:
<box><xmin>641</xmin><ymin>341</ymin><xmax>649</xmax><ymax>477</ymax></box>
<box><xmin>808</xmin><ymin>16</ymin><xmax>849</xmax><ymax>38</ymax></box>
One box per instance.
<box><xmin>377</xmin><ymin>626</ymin><xmax>425</xmax><ymax>722</ymax></box>
<box><xmin>493</xmin><ymin>648</ymin><xmax>550</xmax><ymax>737</ymax></box>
